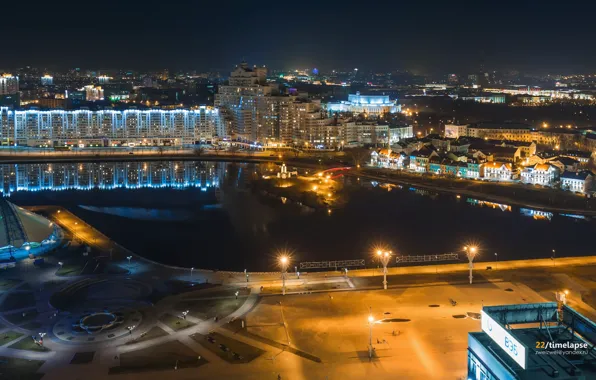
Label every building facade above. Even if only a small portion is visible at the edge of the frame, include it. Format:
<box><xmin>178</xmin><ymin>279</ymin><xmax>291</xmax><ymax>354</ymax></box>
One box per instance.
<box><xmin>561</xmin><ymin>170</ymin><xmax>593</xmax><ymax>194</ymax></box>
<box><xmin>0</xmin><ymin>74</ymin><xmax>19</xmax><ymax>95</ymax></box>
<box><xmin>325</xmin><ymin>92</ymin><xmax>401</xmax><ymax>115</ymax></box>
<box><xmin>0</xmin><ymin>107</ymin><xmax>223</xmax><ymax>146</ymax></box>
<box><xmin>520</xmin><ymin>164</ymin><xmax>559</xmax><ymax>186</ymax></box>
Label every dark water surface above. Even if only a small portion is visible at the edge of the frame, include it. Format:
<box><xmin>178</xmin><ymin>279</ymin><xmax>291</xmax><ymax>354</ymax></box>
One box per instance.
<box><xmin>5</xmin><ymin>160</ymin><xmax>595</xmax><ymax>271</ymax></box>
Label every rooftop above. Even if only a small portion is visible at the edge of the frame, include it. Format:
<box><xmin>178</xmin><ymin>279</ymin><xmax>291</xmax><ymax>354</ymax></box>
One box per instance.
<box><xmin>561</xmin><ymin>170</ymin><xmax>593</xmax><ymax>181</ymax></box>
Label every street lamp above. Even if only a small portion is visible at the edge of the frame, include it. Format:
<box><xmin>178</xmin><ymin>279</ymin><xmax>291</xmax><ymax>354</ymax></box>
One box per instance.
<box><xmin>368</xmin><ymin>313</ymin><xmax>375</xmax><ymax>359</ymax></box>
<box><xmin>375</xmin><ymin>249</ymin><xmax>392</xmax><ymax>290</ymax></box>
<box><xmin>235</xmin><ymin>291</ymin><xmax>239</xmax><ymax>300</ymax></box>
<box><xmin>552</xmin><ymin>249</ymin><xmax>556</xmax><ymax>266</ymax></box>
<box><xmin>126</xmin><ymin>255</ymin><xmax>132</xmax><ymax>267</ymax></box>
<box><xmin>181</xmin><ymin>310</ymin><xmax>189</xmax><ymax>320</ymax></box>
<box><xmin>464</xmin><ymin>246</ymin><xmax>478</xmax><ymax>284</ymax></box>
<box><xmin>190</xmin><ymin>267</ymin><xmax>194</xmax><ymax>281</ymax></box>
<box><xmin>38</xmin><ymin>332</ymin><xmax>46</xmax><ymax>346</ymax></box>
<box><xmin>279</xmin><ymin>256</ymin><xmax>289</xmax><ymax>296</ymax></box>
<box><xmin>494</xmin><ymin>252</ymin><xmax>498</xmax><ymax>270</ymax></box>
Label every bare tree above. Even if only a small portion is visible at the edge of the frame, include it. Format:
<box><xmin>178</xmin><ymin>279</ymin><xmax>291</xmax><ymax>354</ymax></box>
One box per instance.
<box><xmin>193</xmin><ymin>146</ymin><xmax>205</xmax><ymax>157</ymax></box>
<box><xmin>346</xmin><ymin>147</ymin><xmax>370</xmax><ymax>167</ymax></box>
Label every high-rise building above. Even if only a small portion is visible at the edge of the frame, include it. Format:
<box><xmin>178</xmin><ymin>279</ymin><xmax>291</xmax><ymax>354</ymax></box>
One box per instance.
<box><xmin>216</xmin><ymin>61</ymin><xmax>297</xmax><ymax>143</ymax></box>
<box><xmin>0</xmin><ymin>74</ymin><xmax>19</xmax><ymax>95</ymax></box>
<box><xmin>97</xmin><ymin>75</ymin><xmax>110</xmax><ymax>84</ymax></box>
<box><xmin>0</xmin><ymin>107</ymin><xmax>223</xmax><ymax>146</ymax></box>
<box><xmin>41</xmin><ymin>75</ymin><xmax>54</xmax><ymax>86</ymax></box>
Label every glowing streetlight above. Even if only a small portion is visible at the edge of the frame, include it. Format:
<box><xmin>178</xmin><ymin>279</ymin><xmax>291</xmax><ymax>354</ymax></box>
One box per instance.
<box><xmin>376</xmin><ymin>249</ymin><xmax>392</xmax><ymax>290</ymax></box>
<box><xmin>38</xmin><ymin>332</ymin><xmax>46</xmax><ymax>346</ymax></box>
<box><xmin>279</xmin><ymin>256</ymin><xmax>289</xmax><ymax>296</ymax></box>
<box><xmin>126</xmin><ymin>255</ymin><xmax>132</xmax><ymax>267</ymax></box>
<box><xmin>463</xmin><ymin>246</ymin><xmax>478</xmax><ymax>284</ymax></box>
<box><xmin>368</xmin><ymin>312</ymin><xmax>375</xmax><ymax>359</ymax></box>
<box><xmin>190</xmin><ymin>267</ymin><xmax>194</xmax><ymax>280</ymax></box>
<box><xmin>181</xmin><ymin>310</ymin><xmax>189</xmax><ymax>320</ymax></box>
<box><xmin>235</xmin><ymin>291</ymin><xmax>239</xmax><ymax>299</ymax></box>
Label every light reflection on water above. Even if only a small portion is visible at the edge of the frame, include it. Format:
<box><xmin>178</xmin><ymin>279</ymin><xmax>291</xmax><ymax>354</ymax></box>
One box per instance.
<box><xmin>4</xmin><ymin>163</ymin><xmax>596</xmax><ymax>271</ymax></box>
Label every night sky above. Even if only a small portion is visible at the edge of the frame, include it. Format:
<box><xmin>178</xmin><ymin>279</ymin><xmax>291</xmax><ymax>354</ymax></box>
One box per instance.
<box><xmin>3</xmin><ymin>0</ymin><xmax>595</xmax><ymax>73</ymax></box>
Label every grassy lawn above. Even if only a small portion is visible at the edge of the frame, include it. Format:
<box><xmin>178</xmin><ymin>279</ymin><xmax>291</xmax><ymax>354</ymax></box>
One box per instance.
<box><xmin>3</xmin><ymin>309</ymin><xmax>38</xmax><ymax>325</ymax></box>
<box><xmin>0</xmin><ymin>355</ymin><xmax>44</xmax><ymax>380</ymax></box>
<box><xmin>125</xmin><ymin>326</ymin><xmax>168</xmax><ymax>345</ymax></box>
<box><xmin>0</xmin><ymin>292</ymin><xmax>36</xmax><ymax>312</ymax></box>
<box><xmin>190</xmin><ymin>332</ymin><xmax>265</xmax><ymax>364</ymax></box>
<box><xmin>175</xmin><ymin>297</ymin><xmax>247</xmax><ymax>320</ymax></box>
<box><xmin>159</xmin><ymin>313</ymin><xmax>196</xmax><ymax>331</ymax></box>
<box><xmin>0</xmin><ymin>279</ymin><xmax>22</xmax><ymax>292</ymax></box>
<box><xmin>109</xmin><ymin>340</ymin><xmax>207</xmax><ymax>374</ymax></box>
<box><xmin>70</xmin><ymin>351</ymin><xmax>95</xmax><ymax>364</ymax></box>
<box><xmin>0</xmin><ymin>330</ymin><xmax>23</xmax><ymax>345</ymax></box>
<box><xmin>8</xmin><ymin>337</ymin><xmax>51</xmax><ymax>352</ymax></box>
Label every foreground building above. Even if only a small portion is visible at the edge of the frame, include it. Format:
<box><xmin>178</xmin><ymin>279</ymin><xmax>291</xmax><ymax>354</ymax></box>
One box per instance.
<box><xmin>0</xmin><ymin>199</ymin><xmax>59</xmax><ymax>261</ymax></box>
<box><xmin>469</xmin><ymin>303</ymin><xmax>596</xmax><ymax>380</ymax></box>
<box><xmin>0</xmin><ymin>107</ymin><xmax>223</xmax><ymax>146</ymax></box>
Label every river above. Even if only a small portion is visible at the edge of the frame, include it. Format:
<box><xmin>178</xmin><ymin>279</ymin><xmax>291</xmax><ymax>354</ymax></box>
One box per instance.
<box><xmin>4</xmin><ymin>160</ymin><xmax>595</xmax><ymax>271</ymax></box>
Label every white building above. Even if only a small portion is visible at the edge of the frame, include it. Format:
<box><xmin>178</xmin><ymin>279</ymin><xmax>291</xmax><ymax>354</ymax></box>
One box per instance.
<box><xmin>343</xmin><ymin>122</ymin><xmax>389</xmax><ymax>145</ymax></box>
<box><xmin>520</xmin><ymin>164</ymin><xmax>559</xmax><ymax>186</ymax></box>
<box><xmin>0</xmin><ymin>107</ymin><xmax>223</xmax><ymax>146</ymax></box>
<box><xmin>389</xmin><ymin>125</ymin><xmax>414</xmax><ymax>144</ymax></box>
<box><xmin>326</xmin><ymin>92</ymin><xmax>400</xmax><ymax>115</ymax></box>
<box><xmin>82</xmin><ymin>85</ymin><xmax>104</xmax><ymax>101</ymax></box>
<box><xmin>0</xmin><ymin>74</ymin><xmax>19</xmax><ymax>95</ymax></box>
<box><xmin>484</xmin><ymin>161</ymin><xmax>515</xmax><ymax>180</ymax></box>
<box><xmin>97</xmin><ymin>75</ymin><xmax>110</xmax><ymax>84</ymax></box>
<box><xmin>561</xmin><ymin>171</ymin><xmax>593</xmax><ymax>194</ymax></box>
<box><xmin>444</xmin><ymin>124</ymin><xmax>469</xmax><ymax>139</ymax></box>
<box><xmin>41</xmin><ymin>75</ymin><xmax>53</xmax><ymax>86</ymax></box>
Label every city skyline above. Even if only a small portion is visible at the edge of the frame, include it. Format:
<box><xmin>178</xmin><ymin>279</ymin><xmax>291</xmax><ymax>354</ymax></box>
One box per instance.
<box><xmin>3</xmin><ymin>0</ymin><xmax>596</xmax><ymax>74</ymax></box>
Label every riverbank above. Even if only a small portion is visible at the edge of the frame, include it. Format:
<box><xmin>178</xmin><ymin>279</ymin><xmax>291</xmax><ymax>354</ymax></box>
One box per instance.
<box><xmin>357</xmin><ymin>167</ymin><xmax>596</xmax><ymax>216</ymax></box>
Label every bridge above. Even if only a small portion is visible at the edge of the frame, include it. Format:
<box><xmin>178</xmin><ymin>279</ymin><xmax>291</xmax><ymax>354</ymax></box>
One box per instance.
<box><xmin>317</xmin><ymin>167</ymin><xmax>352</xmax><ymax>179</ymax></box>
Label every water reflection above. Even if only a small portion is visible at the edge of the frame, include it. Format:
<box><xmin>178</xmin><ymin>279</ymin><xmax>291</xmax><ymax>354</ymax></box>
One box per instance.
<box><xmin>0</xmin><ymin>161</ymin><xmax>226</xmax><ymax>196</ymax></box>
<box><xmin>467</xmin><ymin>198</ymin><xmax>512</xmax><ymax>212</ymax></box>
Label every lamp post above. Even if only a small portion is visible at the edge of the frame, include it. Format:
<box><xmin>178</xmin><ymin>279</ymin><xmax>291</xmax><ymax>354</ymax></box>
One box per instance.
<box><xmin>279</xmin><ymin>256</ymin><xmax>289</xmax><ymax>296</ymax></box>
<box><xmin>181</xmin><ymin>310</ymin><xmax>189</xmax><ymax>320</ymax></box>
<box><xmin>74</xmin><ymin>222</ymin><xmax>78</xmax><ymax>241</ymax></box>
<box><xmin>368</xmin><ymin>312</ymin><xmax>375</xmax><ymax>359</ymax></box>
<box><xmin>464</xmin><ymin>246</ymin><xmax>478</xmax><ymax>284</ymax></box>
<box><xmin>376</xmin><ymin>249</ymin><xmax>392</xmax><ymax>290</ymax></box>
<box><xmin>126</xmin><ymin>255</ymin><xmax>132</xmax><ymax>268</ymax></box>
<box><xmin>494</xmin><ymin>252</ymin><xmax>498</xmax><ymax>270</ymax></box>
<box><xmin>38</xmin><ymin>332</ymin><xmax>46</xmax><ymax>346</ymax></box>
<box><xmin>190</xmin><ymin>267</ymin><xmax>194</xmax><ymax>281</ymax></box>
<box><xmin>552</xmin><ymin>249</ymin><xmax>556</xmax><ymax>267</ymax></box>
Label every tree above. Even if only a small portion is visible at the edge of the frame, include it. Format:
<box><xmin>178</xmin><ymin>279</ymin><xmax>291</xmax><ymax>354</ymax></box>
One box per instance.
<box><xmin>346</xmin><ymin>147</ymin><xmax>370</xmax><ymax>168</ymax></box>
<box><xmin>193</xmin><ymin>146</ymin><xmax>205</xmax><ymax>157</ymax></box>
<box><xmin>229</xmin><ymin>144</ymin><xmax>240</xmax><ymax>155</ymax></box>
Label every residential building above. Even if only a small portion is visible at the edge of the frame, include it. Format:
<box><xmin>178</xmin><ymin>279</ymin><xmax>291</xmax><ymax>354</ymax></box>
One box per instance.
<box><xmin>0</xmin><ymin>74</ymin><xmax>19</xmax><ymax>95</ymax></box>
<box><xmin>0</xmin><ymin>107</ymin><xmax>223</xmax><ymax>146</ymax></box>
<box><xmin>444</xmin><ymin>124</ymin><xmax>469</xmax><ymax>139</ymax></box>
<box><xmin>325</xmin><ymin>92</ymin><xmax>400</xmax><ymax>115</ymax></box>
<box><xmin>550</xmin><ymin>157</ymin><xmax>579</xmax><ymax>173</ymax></box>
<box><xmin>520</xmin><ymin>164</ymin><xmax>559</xmax><ymax>186</ymax></box>
<box><xmin>389</xmin><ymin>125</ymin><xmax>413</xmax><ymax>143</ymax></box>
<box><xmin>502</xmin><ymin>140</ymin><xmax>536</xmax><ymax>157</ymax></box>
<box><xmin>561</xmin><ymin>170</ymin><xmax>593</xmax><ymax>194</ymax></box>
<box><xmin>409</xmin><ymin>147</ymin><xmax>438</xmax><ymax>173</ymax></box>
<box><xmin>484</xmin><ymin>161</ymin><xmax>515</xmax><ymax>180</ymax></box>
<box><xmin>215</xmin><ymin>61</ymin><xmax>286</xmax><ymax>142</ymax></box>
<box><xmin>371</xmin><ymin>149</ymin><xmax>407</xmax><ymax>169</ymax></box>
<box><xmin>561</xmin><ymin>150</ymin><xmax>591</xmax><ymax>165</ymax></box>
<box><xmin>343</xmin><ymin>122</ymin><xmax>389</xmax><ymax>145</ymax></box>
<box><xmin>466</xmin><ymin>157</ymin><xmax>484</xmax><ymax>179</ymax></box>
